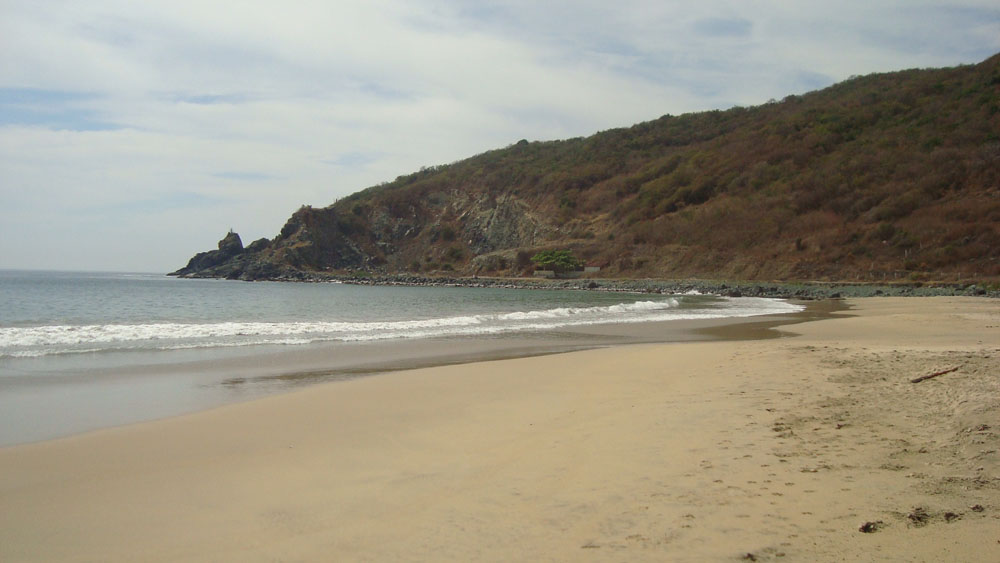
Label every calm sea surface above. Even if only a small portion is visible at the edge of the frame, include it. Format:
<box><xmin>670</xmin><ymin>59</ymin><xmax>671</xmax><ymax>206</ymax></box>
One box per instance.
<box><xmin>0</xmin><ymin>270</ymin><xmax>803</xmax><ymax>445</ymax></box>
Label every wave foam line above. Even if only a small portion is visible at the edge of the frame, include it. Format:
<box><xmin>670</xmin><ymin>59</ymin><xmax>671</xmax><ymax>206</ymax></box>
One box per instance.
<box><xmin>0</xmin><ymin>299</ymin><xmax>680</xmax><ymax>351</ymax></box>
<box><xmin>0</xmin><ymin>297</ymin><xmax>804</xmax><ymax>358</ymax></box>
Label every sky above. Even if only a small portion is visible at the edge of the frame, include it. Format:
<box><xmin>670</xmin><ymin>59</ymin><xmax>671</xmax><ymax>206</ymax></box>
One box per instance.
<box><xmin>1</xmin><ymin>1</ymin><xmax>998</xmax><ymax>273</ymax></box>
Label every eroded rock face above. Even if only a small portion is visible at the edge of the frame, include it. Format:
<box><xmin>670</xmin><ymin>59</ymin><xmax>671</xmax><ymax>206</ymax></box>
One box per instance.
<box><xmin>245</xmin><ymin>237</ymin><xmax>271</xmax><ymax>253</ymax></box>
<box><xmin>217</xmin><ymin>231</ymin><xmax>243</xmax><ymax>254</ymax></box>
<box><xmin>462</xmin><ymin>193</ymin><xmax>551</xmax><ymax>254</ymax></box>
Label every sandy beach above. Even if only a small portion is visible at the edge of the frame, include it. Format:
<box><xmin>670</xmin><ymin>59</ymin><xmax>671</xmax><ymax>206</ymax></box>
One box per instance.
<box><xmin>1</xmin><ymin>297</ymin><xmax>997</xmax><ymax>561</ymax></box>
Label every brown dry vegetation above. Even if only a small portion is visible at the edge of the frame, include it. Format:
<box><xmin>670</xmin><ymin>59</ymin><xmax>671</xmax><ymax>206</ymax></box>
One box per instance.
<box><xmin>202</xmin><ymin>54</ymin><xmax>1000</xmax><ymax>283</ymax></box>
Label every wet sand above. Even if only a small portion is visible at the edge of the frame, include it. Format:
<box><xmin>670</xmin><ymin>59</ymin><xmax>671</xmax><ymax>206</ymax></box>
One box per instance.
<box><xmin>0</xmin><ymin>302</ymin><xmax>833</xmax><ymax>446</ymax></box>
<box><xmin>1</xmin><ymin>297</ymin><xmax>997</xmax><ymax>561</ymax></box>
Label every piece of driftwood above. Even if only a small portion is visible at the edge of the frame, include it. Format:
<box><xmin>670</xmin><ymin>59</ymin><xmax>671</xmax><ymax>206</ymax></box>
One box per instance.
<box><xmin>910</xmin><ymin>366</ymin><xmax>959</xmax><ymax>383</ymax></box>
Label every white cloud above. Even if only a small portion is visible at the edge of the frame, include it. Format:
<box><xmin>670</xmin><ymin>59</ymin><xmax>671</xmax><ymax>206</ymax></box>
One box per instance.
<box><xmin>1</xmin><ymin>0</ymin><xmax>998</xmax><ymax>271</ymax></box>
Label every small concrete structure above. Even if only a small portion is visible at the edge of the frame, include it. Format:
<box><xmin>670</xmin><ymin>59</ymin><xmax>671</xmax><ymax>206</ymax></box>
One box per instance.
<box><xmin>534</xmin><ymin>269</ymin><xmax>583</xmax><ymax>279</ymax></box>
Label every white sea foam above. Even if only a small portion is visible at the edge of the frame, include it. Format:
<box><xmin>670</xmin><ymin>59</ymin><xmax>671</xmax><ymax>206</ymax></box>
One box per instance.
<box><xmin>0</xmin><ymin>296</ymin><xmax>801</xmax><ymax>358</ymax></box>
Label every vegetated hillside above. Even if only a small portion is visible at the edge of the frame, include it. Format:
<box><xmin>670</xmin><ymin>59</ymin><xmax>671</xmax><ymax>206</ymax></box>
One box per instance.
<box><xmin>173</xmin><ymin>53</ymin><xmax>1000</xmax><ymax>283</ymax></box>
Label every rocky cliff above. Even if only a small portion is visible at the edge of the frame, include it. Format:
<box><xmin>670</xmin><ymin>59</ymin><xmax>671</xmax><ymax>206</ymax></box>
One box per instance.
<box><xmin>172</xmin><ymin>54</ymin><xmax>1000</xmax><ymax>283</ymax></box>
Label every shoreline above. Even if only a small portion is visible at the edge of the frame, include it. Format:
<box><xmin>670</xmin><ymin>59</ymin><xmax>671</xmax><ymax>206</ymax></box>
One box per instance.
<box><xmin>2</xmin><ymin>297</ymin><xmax>997</xmax><ymax>561</ymax></box>
<box><xmin>171</xmin><ymin>271</ymin><xmax>1000</xmax><ymax>299</ymax></box>
<box><xmin>208</xmin><ymin>298</ymin><xmax>846</xmax><ymax>391</ymax></box>
<box><xmin>0</xmin><ymin>298</ymin><xmax>833</xmax><ymax>448</ymax></box>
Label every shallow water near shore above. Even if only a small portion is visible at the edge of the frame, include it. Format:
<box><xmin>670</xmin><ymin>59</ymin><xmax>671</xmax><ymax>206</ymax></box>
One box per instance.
<box><xmin>0</xmin><ymin>270</ymin><xmax>810</xmax><ymax>446</ymax></box>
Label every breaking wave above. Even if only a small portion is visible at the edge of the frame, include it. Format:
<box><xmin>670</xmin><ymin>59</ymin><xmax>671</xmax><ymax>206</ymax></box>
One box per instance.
<box><xmin>0</xmin><ymin>296</ymin><xmax>802</xmax><ymax>358</ymax></box>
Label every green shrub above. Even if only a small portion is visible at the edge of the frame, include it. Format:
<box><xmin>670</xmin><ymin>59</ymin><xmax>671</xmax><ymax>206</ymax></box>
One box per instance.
<box><xmin>531</xmin><ymin>250</ymin><xmax>582</xmax><ymax>274</ymax></box>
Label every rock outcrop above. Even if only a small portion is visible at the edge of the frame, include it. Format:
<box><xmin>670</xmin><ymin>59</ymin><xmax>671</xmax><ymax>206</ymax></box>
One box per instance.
<box><xmin>170</xmin><ymin>231</ymin><xmax>244</xmax><ymax>276</ymax></box>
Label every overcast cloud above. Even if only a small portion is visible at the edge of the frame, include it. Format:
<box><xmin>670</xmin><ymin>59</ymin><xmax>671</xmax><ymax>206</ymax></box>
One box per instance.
<box><xmin>2</xmin><ymin>0</ymin><xmax>998</xmax><ymax>272</ymax></box>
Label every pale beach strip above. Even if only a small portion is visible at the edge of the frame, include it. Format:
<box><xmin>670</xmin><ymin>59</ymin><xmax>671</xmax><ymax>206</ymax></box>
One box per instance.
<box><xmin>1</xmin><ymin>297</ymin><xmax>997</xmax><ymax>561</ymax></box>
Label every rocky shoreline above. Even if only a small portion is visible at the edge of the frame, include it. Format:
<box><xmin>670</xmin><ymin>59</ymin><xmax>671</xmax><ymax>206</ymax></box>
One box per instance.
<box><xmin>174</xmin><ymin>270</ymin><xmax>999</xmax><ymax>300</ymax></box>
<box><xmin>170</xmin><ymin>231</ymin><xmax>999</xmax><ymax>299</ymax></box>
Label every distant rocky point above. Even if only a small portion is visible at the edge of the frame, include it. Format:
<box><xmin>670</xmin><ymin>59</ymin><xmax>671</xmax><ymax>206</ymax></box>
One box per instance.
<box><xmin>170</xmin><ymin>230</ymin><xmax>284</xmax><ymax>279</ymax></box>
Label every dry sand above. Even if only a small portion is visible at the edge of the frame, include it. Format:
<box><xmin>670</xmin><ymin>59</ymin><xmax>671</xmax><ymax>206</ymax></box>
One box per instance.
<box><xmin>1</xmin><ymin>297</ymin><xmax>997</xmax><ymax>562</ymax></box>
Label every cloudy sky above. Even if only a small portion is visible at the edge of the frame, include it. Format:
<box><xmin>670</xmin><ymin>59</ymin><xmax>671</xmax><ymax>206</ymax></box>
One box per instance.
<box><xmin>2</xmin><ymin>1</ymin><xmax>998</xmax><ymax>272</ymax></box>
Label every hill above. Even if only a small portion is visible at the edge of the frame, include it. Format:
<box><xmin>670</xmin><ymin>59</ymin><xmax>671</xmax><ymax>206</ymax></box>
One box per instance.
<box><xmin>172</xmin><ymin>53</ymin><xmax>1000</xmax><ymax>283</ymax></box>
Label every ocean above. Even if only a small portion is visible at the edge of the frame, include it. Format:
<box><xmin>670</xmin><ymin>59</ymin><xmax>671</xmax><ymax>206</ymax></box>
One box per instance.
<box><xmin>0</xmin><ymin>270</ymin><xmax>803</xmax><ymax>445</ymax></box>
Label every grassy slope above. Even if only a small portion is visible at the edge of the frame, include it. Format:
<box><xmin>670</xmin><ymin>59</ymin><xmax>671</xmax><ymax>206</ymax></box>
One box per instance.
<box><xmin>267</xmin><ymin>54</ymin><xmax>1000</xmax><ymax>283</ymax></box>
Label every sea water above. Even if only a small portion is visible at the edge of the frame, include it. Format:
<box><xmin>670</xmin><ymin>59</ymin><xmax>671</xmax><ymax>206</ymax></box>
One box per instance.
<box><xmin>0</xmin><ymin>271</ymin><xmax>802</xmax><ymax>358</ymax></box>
<box><xmin>0</xmin><ymin>270</ymin><xmax>803</xmax><ymax>444</ymax></box>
